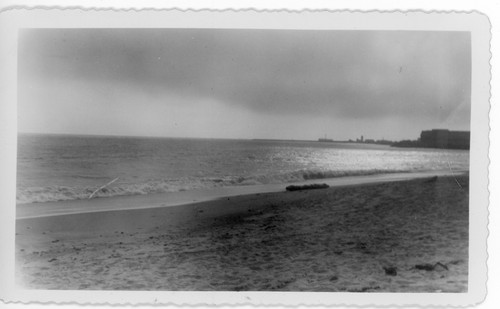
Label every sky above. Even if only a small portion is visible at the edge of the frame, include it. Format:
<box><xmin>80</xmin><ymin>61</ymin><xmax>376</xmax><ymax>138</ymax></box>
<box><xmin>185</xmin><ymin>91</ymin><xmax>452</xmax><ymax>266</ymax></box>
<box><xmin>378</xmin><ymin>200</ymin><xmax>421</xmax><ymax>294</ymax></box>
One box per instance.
<box><xmin>18</xmin><ymin>29</ymin><xmax>471</xmax><ymax>141</ymax></box>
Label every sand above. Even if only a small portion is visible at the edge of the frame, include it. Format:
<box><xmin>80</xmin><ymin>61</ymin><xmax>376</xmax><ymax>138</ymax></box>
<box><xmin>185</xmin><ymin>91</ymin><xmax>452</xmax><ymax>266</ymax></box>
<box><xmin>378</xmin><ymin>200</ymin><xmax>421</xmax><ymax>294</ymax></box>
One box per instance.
<box><xmin>15</xmin><ymin>174</ymin><xmax>469</xmax><ymax>292</ymax></box>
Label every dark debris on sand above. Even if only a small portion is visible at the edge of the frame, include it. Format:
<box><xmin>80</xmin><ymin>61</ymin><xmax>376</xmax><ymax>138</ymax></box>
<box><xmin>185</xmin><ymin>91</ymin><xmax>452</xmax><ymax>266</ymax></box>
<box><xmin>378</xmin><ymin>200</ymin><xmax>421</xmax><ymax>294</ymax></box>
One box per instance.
<box><xmin>286</xmin><ymin>183</ymin><xmax>329</xmax><ymax>191</ymax></box>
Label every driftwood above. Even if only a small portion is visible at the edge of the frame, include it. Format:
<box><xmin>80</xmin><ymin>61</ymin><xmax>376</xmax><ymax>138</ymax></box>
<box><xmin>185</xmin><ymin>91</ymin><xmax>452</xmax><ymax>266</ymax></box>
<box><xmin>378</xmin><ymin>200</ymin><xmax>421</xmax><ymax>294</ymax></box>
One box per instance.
<box><xmin>88</xmin><ymin>177</ymin><xmax>119</xmax><ymax>199</ymax></box>
<box><xmin>286</xmin><ymin>183</ymin><xmax>329</xmax><ymax>192</ymax></box>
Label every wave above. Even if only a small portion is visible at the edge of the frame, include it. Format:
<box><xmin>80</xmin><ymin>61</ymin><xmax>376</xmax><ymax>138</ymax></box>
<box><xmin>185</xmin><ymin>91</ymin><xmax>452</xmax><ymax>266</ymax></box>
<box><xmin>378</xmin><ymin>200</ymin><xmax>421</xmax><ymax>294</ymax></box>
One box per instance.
<box><xmin>16</xmin><ymin>168</ymin><xmax>410</xmax><ymax>204</ymax></box>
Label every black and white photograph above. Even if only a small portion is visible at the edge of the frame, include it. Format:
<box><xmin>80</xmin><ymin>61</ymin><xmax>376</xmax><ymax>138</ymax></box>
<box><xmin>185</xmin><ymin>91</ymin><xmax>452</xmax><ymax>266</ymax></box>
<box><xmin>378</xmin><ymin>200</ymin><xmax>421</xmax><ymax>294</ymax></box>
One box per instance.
<box><xmin>0</xmin><ymin>7</ymin><xmax>491</xmax><ymax>307</ymax></box>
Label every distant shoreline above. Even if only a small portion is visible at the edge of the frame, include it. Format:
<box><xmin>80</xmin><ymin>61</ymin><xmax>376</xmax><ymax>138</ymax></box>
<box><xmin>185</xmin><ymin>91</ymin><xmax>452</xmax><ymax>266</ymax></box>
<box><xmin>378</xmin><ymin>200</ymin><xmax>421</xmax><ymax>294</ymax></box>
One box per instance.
<box><xmin>17</xmin><ymin>133</ymin><xmax>471</xmax><ymax>150</ymax></box>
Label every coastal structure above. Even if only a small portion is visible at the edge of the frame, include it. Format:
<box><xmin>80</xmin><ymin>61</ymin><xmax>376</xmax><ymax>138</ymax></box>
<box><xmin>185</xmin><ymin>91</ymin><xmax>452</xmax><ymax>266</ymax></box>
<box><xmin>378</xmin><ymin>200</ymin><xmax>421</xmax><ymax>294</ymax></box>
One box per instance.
<box><xmin>391</xmin><ymin>129</ymin><xmax>470</xmax><ymax>150</ymax></box>
<box><xmin>420</xmin><ymin>129</ymin><xmax>470</xmax><ymax>150</ymax></box>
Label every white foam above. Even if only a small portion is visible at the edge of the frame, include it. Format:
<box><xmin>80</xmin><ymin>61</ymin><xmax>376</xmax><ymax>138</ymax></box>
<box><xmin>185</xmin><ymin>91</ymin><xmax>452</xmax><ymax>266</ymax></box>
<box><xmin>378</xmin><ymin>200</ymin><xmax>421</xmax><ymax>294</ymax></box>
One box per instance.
<box><xmin>16</xmin><ymin>168</ymin><xmax>413</xmax><ymax>204</ymax></box>
<box><xmin>16</xmin><ymin>170</ymin><xmax>464</xmax><ymax>220</ymax></box>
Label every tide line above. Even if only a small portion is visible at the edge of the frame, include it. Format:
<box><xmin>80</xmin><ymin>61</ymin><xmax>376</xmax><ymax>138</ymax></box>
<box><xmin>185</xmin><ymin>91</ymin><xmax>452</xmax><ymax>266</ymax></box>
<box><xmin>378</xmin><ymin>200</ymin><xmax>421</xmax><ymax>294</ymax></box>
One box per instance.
<box><xmin>16</xmin><ymin>170</ymin><xmax>465</xmax><ymax>220</ymax></box>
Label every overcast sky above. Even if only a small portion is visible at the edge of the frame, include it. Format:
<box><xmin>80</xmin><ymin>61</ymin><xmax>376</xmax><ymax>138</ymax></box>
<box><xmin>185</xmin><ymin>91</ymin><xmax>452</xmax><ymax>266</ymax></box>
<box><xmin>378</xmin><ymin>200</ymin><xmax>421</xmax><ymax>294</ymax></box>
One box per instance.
<box><xmin>18</xmin><ymin>29</ymin><xmax>471</xmax><ymax>141</ymax></box>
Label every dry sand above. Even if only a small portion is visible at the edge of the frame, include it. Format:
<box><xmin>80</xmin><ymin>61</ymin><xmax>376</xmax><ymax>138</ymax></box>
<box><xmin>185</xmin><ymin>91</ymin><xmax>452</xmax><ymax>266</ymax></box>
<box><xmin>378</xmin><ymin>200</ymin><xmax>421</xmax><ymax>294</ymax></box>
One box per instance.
<box><xmin>16</xmin><ymin>175</ymin><xmax>469</xmax><ymax>292</ymax></box>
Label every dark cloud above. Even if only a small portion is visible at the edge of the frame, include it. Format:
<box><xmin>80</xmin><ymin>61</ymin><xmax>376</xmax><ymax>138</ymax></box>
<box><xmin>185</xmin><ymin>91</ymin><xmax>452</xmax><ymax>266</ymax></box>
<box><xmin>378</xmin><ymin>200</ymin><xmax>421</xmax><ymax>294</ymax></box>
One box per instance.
<box><xmin>19</xmin><ymin>29</ymin><xmax>471</xmax><ymax>131</ymax></box>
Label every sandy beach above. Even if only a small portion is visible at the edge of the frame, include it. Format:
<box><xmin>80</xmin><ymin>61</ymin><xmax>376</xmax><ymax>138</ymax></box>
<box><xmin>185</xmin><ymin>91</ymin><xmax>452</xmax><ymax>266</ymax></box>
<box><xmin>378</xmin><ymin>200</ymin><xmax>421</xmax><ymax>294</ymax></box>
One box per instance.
<box><xmin>16</xmin><ymin>174</ymin><xmax>469</xmax><ymax>292</ymax></box>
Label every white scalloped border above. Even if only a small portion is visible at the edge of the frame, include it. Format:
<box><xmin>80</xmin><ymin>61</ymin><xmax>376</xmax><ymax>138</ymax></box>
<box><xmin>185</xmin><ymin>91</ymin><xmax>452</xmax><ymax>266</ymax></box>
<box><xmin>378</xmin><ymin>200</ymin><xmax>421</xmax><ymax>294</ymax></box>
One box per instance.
<box><xmin>0</xmin><ymin>6</ymin><xmax>491</xmax><ymax>307</ymax></box>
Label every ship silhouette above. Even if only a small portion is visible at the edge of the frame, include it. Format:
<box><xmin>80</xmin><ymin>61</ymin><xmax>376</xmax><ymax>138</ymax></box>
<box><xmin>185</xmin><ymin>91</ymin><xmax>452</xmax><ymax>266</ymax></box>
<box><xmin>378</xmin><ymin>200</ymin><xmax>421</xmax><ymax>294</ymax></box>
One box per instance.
<box><xmin>318</xmin><ymin>134</ymin><xmax>333</xmax><ymax>142</ymax></box>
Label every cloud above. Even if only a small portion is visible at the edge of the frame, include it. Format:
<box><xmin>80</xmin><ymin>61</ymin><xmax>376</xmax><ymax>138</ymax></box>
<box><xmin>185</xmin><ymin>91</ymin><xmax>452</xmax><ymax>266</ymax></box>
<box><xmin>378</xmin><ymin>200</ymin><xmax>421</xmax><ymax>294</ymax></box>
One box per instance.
<box><xmin>18</xmin><ymin>29</ymin><xmax>471</xmax><ymax>137</ymax></box>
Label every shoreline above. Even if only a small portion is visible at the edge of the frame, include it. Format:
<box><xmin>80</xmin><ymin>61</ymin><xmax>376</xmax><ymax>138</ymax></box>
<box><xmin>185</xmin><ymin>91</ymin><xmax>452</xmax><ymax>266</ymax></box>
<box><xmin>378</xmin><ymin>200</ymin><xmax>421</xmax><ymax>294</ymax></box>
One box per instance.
<box><xmin>17</xmin><ymin>170</ymin><xmax>467</xmax><ymax>219</ymax></box>
<box><xmin>16</xmin><ymin>174</ymin><xmax>469</xmax><ymax>291</ymax></box>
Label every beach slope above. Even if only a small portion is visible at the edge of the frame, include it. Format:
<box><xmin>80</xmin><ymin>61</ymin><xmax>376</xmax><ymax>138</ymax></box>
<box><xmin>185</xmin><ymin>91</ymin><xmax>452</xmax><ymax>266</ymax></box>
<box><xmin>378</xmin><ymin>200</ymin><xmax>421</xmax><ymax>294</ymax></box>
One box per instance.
<box><xmin>16</xmin><ymin>175</ymin><xmax>469</xmax><ymax>292</ymax></box>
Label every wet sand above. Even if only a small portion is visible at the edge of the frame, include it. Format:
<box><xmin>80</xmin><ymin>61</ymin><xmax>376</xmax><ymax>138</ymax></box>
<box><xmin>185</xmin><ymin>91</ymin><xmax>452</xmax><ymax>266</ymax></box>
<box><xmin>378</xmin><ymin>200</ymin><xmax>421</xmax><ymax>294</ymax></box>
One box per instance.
<box><xmin>16</xmin><ymin>170</ymin><xmax>462</xmax><ymax>219</ymax></box>
<box><xmin>16</xmin><ymin>174</ymin><xmax>469</xmax><ymax>292</ymax></box>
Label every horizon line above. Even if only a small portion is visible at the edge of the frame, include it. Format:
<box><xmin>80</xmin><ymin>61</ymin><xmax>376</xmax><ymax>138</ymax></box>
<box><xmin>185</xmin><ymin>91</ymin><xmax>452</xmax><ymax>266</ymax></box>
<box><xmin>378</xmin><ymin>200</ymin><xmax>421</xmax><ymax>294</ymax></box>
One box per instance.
<box><xmin>17</xmin><ymin>131</ymin><xmax>407</xmax><ymax>142</ymax></box>
<box><xmin>17</xmin><ymin>129</ymin><xmax>469</xmax><ymax>142</ymax></box>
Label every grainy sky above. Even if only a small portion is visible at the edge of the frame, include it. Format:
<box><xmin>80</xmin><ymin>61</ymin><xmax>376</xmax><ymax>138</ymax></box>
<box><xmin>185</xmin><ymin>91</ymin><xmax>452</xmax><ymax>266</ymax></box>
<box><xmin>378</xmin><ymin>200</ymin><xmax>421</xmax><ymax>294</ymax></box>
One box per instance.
<box><xmin>18</xmin><ymin>29</ymin><xmax>471</xmax><ymax>140</ymax></box>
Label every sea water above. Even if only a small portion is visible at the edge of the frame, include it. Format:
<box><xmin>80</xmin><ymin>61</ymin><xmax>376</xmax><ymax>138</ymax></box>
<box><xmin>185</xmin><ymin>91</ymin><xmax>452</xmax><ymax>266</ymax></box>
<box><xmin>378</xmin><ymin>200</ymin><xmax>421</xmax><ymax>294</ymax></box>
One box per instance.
<box><xmin>17</xmin><ymin>133</ymin><xmax>469</xmax><ymax>204</ymax></box>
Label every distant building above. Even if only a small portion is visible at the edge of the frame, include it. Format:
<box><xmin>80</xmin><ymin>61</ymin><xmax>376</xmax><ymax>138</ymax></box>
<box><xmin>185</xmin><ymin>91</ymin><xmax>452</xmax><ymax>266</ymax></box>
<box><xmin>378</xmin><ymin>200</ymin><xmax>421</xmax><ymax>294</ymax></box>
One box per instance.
<box><xmin>420</xmin><ymin>129</ymin><xmax>470</xmax><ymax>150</ymax></box>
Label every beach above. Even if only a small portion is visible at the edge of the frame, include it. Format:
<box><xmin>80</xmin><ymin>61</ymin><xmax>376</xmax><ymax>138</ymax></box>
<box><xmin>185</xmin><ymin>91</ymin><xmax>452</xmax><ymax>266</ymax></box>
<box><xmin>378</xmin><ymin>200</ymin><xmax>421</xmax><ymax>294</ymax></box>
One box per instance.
<box><xmin>15</xmin><ymin>174</ymin><xmax>469</xmax><ymax>292</ymax></box>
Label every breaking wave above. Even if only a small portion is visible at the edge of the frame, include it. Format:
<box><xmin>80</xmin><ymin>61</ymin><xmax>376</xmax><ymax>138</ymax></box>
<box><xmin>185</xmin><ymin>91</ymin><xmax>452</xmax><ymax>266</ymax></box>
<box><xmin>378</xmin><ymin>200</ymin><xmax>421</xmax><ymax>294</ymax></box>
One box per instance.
<box><xmin>17</xmin><ymin>168</ymin><xmax>409</xmax><ymax>204</ymax></box>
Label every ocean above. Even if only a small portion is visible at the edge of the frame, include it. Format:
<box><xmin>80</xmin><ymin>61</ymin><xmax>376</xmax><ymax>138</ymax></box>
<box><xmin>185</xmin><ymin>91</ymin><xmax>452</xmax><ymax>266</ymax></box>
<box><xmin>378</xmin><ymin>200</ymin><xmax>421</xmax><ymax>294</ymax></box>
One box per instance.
<box><xmin>16</xmin><ymin>133</ymin><xmax>470</xmax><ymax>204</ymax></box>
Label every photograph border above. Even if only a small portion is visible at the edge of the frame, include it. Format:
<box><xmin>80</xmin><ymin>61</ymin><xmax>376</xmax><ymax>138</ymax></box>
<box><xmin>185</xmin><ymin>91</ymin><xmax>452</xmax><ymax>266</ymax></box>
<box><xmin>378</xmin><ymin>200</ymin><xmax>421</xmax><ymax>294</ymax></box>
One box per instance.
<box><xmin>0</xmin><ymin>7</ymin><xmax>491</xmax><ymax>307</ymax></box>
